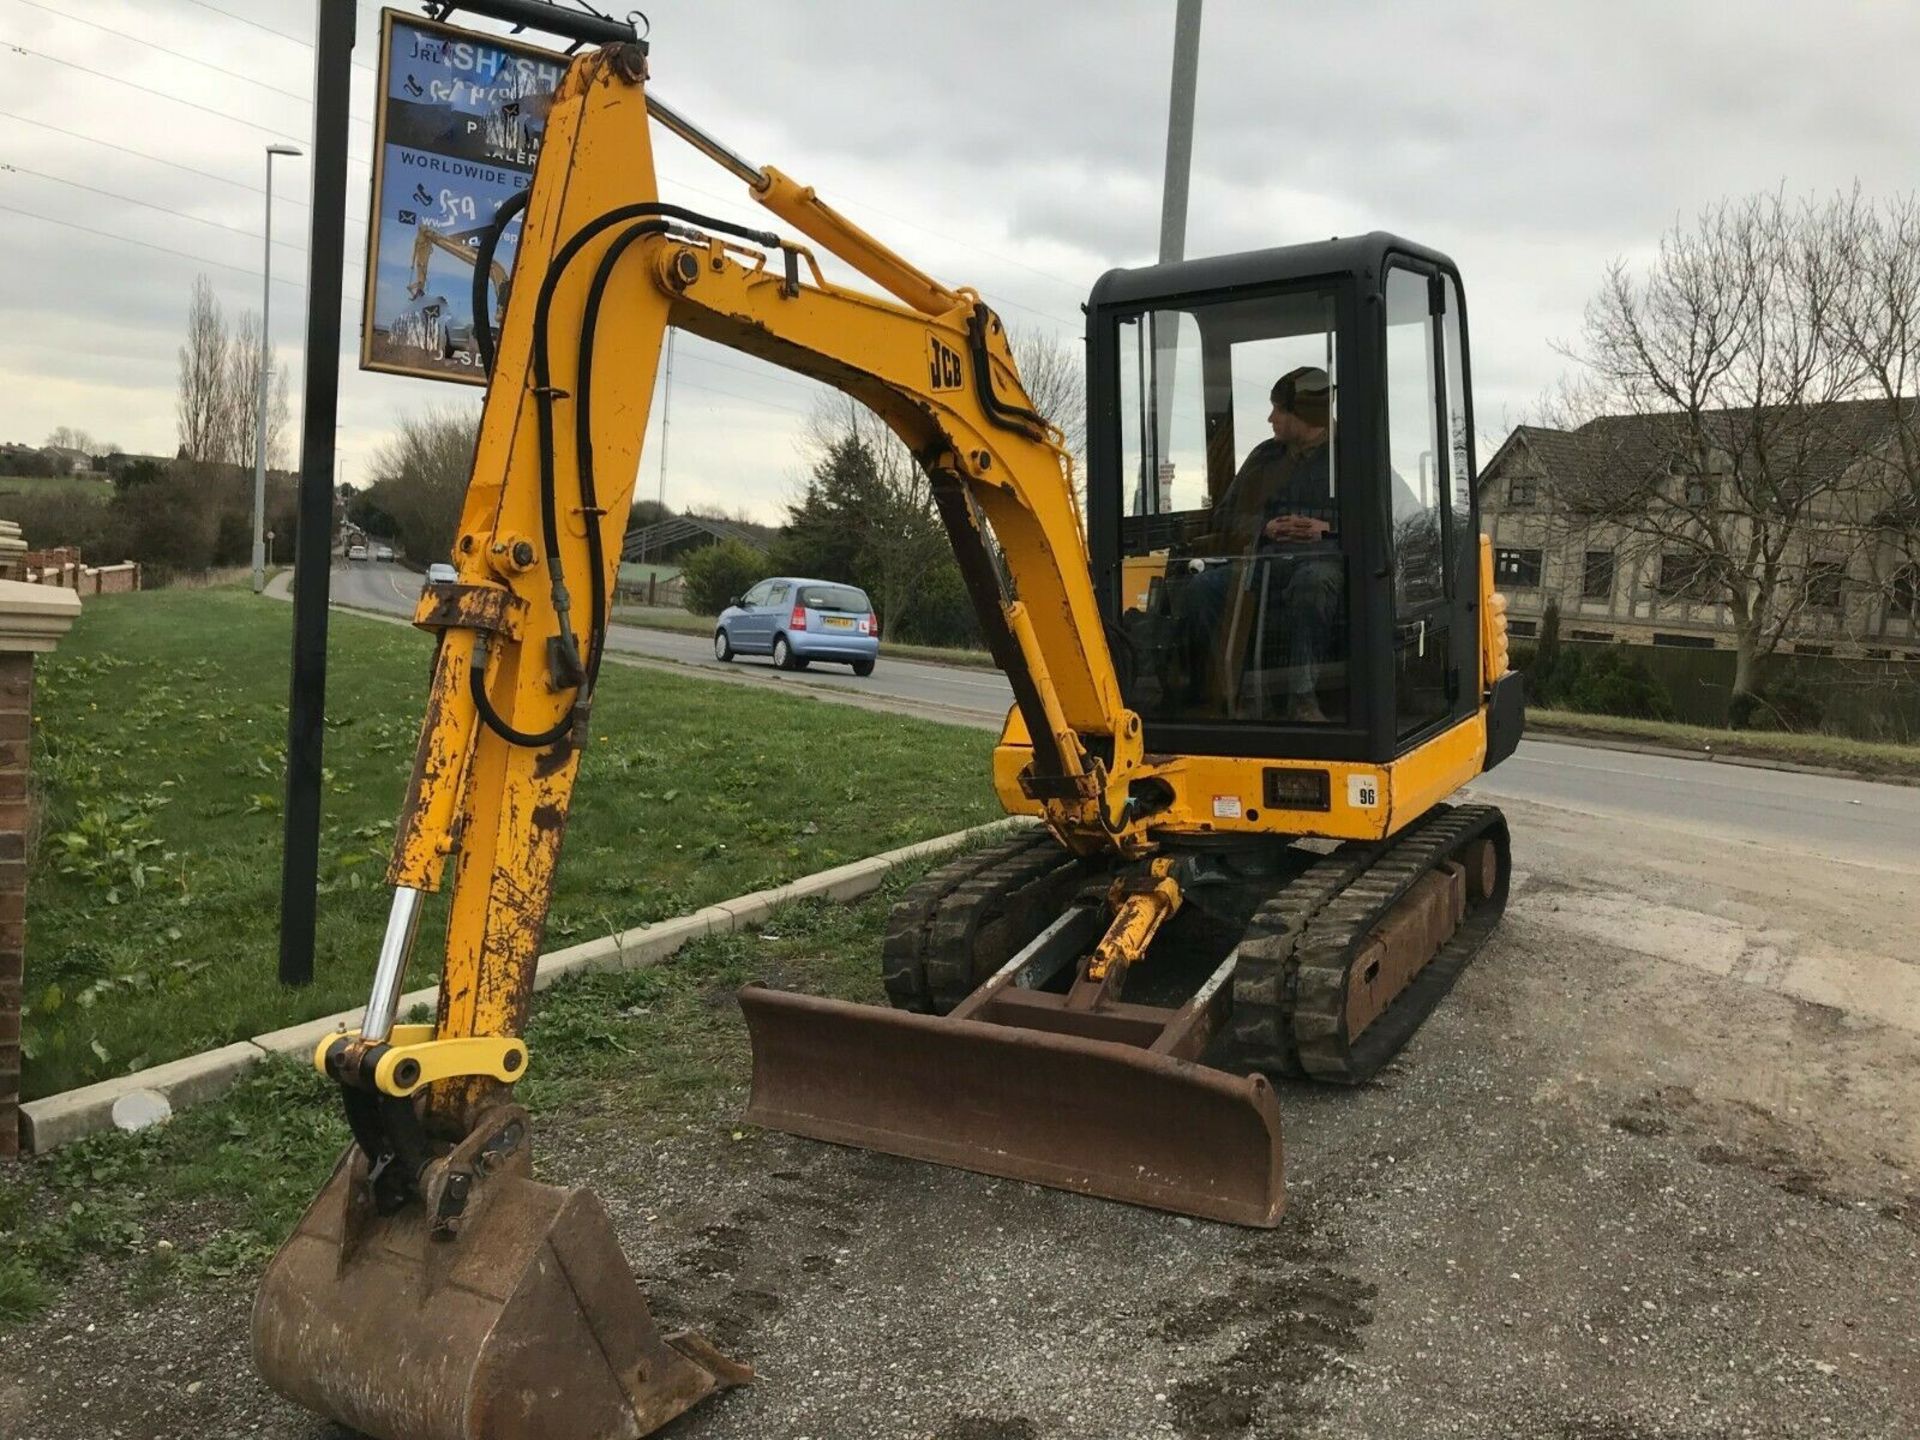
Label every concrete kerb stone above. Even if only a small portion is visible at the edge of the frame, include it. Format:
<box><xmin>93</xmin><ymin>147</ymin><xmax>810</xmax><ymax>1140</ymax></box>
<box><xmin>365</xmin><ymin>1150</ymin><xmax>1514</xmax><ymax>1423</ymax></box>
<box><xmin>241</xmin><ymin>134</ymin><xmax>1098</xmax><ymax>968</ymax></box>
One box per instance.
<box><xmin>19</xmin><ymin>1043</ymin><xmax>267</xmax><ymax>1153</ymax></box>
<box><xmin>17</xmin><ymin>817</ymin><xmax>1029</xmax><ymax>1153</ymax></box>
<box><xmin>534</xmin><ymin>908</ymin><xmax>731</xmax><ymax>989</ymax></box>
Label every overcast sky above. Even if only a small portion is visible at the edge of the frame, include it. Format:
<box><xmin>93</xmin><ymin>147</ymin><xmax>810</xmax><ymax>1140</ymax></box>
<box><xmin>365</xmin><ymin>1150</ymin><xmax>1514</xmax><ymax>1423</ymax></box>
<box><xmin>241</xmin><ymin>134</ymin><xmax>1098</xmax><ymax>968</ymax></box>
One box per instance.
<box><xmin>3</xmin><ymin>1</ymin><xmax>1919</xmax><ymax>524</ymax></box>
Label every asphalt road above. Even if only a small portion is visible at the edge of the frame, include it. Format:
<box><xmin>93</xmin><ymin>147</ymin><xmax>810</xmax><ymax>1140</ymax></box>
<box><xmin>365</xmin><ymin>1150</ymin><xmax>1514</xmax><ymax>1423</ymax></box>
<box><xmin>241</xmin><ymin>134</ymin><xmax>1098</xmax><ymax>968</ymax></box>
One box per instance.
<box><xmin>324</xmin><ymin>559</ymin><xmax>1920</xmax><ymax>874</ymax></box>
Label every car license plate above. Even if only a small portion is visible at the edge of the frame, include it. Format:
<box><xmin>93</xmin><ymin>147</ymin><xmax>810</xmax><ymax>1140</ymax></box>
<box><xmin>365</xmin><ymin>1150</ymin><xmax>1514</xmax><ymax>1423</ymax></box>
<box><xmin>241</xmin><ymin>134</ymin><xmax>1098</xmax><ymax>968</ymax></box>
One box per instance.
<box><xmin>825</xmin><ymin>616</ymin><xmax>854</xmax><ymax>630</ymax></box>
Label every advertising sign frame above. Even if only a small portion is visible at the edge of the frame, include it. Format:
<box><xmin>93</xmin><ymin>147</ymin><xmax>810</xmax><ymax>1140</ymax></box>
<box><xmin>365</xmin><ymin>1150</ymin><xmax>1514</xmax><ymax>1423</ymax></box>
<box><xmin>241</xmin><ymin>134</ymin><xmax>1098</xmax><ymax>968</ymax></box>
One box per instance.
<box><xmin>359</xmin><ymin>8</ymin><xmax>567</xmax><ymax>385</ymax></box>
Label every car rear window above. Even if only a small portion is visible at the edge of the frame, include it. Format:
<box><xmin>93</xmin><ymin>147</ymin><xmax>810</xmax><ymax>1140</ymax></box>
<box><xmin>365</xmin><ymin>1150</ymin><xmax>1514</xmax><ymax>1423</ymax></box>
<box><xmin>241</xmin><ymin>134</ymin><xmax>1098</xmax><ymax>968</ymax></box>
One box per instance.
<box><xmin>797</xmin><ymin>585</ymin><xmax>869</xmax><ymax>612</ymax></box>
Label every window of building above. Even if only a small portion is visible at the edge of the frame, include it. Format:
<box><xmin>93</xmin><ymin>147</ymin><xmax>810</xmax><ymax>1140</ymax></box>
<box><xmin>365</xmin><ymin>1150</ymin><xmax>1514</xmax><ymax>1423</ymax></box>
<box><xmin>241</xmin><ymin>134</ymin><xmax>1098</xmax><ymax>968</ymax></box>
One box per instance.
<box><xmin>1651</xmin><ymin>632</ymin><xmax>1716</xmax><ymax>649</ymax></box>
<box><xmin>1658</xmin><ymin>552</ymin><xmax>1711</xmax><ymax>598</ymax></box>
<box><xmin>1494</xmin><ymin>547</ymin><xmax>1541</xmax><ymax>588</ymax></box>
<box><xmin>1793</xmin><ymin>643</ymin><xmax>1834</xmax><ymax>656</ymax></box>
<box><xmin>1581</xmin><ymin>550</ymin><xmax>1615</xmax><ymax>600</ymax></box>
<box><xmin>1805</xmin><ymin>561</ymin><xmax>1845</xmax><ymax>611</ymax></box>
<box><xmin>1507</xmin><ymin>475</ymin><xmax>1537</xmax><ymax>507</ymax></box>
<box><xmin>1890</xmin><ymin>565</ymin><xmax>1919</xmax><ymax>618</ymax></box>
<box><xmin>1569</xmin><ymin>628</ymin><xmax>1614</xmax><ymax>641</ymax></box>
<box><xmin>1507</xmin><ymin>619</ymin><xmax>1538</xmax><ymax>638</ymax></box>
<box><xmin>1683</xmin><ymin>475</ymin><xmax>1714</xmax><ymax>507</ymax></box>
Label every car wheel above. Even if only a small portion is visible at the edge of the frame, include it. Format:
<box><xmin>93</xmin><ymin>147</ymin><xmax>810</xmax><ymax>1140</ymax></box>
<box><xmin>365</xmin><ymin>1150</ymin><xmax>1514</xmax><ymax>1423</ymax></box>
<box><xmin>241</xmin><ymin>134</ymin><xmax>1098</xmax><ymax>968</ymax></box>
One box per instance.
<box><xmin>773</xmin><ymin>635</ymin><xmax>800</xmax><ymax>671</ymax></box>
<box><xmin>852</xmin><ymin>658</ymin><xmax>876</xmax><ymax>677</ymax></box>
<box><xmin>713</xmin><ymin>628</ymin><xmax>733</xmax><ymax>662</ymax></box>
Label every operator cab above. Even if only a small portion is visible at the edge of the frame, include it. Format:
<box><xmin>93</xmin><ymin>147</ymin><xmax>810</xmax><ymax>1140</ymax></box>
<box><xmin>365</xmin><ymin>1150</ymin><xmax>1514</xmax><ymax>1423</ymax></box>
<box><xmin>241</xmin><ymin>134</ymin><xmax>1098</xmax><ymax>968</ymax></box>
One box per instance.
<box><xmin>1087</xmin><ymin>232</ymin><xmax>1482</xmax><ymax>766</ymax></box>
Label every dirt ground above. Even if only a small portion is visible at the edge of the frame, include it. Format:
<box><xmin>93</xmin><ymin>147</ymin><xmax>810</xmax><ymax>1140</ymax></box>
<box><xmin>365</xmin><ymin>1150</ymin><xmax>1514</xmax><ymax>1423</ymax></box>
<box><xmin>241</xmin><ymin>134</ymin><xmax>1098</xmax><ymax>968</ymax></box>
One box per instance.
<box><xmin>3</xmin><ymin>789</ymin><xmax>1915</xmax><ymax>1439</ymax></box>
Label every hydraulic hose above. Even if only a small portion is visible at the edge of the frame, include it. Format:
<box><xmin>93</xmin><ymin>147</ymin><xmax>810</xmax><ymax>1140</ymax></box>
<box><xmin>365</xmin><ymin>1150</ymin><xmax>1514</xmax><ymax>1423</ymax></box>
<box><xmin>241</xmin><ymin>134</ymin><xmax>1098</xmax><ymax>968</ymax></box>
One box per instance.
<box><xmin>469</xmin><ymin>200</ymin><xmax>792</xmax><ymax>749</ymax></box>
<box><xmin>471</xmin><ymin>189</ymin><xmax>529</xmax><ymax>376</ymax></box>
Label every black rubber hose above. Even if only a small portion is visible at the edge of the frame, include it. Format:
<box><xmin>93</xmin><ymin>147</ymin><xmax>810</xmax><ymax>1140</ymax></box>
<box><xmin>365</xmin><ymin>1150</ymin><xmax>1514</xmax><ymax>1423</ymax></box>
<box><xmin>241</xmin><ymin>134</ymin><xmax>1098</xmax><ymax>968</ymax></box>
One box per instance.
<box><xmin>526</xmin><ymin>205</ymin><xmax>785</xmax><ymax>691</ymax></box>
<box><xmin>472</xmin><ymin>189</ymin><xmax>530</xmax><ymax>376</ymax></box>
<box><xmin>965</xmin><ymin>301</ymin><xmax>1048</xmax><ymax>440</ymax></box>
<box><xmin>572</xmin><ymin>221</ymin><xmax>659</xmax><ymax>689</ymax></box>
<box><xmin>467</xmin><ymin>640</ymin><xmax>572</xmax><ymax>748</ymax></box>
<box><xmin>472</xmin><ymin>201</ymin><xmax>790</xmax><ymax>749</ymax></box>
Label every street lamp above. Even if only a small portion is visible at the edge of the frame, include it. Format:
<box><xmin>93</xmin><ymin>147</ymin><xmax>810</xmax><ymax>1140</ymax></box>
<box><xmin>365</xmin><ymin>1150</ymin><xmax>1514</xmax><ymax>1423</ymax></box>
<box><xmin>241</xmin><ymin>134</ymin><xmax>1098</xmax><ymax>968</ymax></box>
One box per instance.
<box><xmin>253</xmin><ymin>143</ymin><xmax>303</xmax><ymax>594</ymax></box>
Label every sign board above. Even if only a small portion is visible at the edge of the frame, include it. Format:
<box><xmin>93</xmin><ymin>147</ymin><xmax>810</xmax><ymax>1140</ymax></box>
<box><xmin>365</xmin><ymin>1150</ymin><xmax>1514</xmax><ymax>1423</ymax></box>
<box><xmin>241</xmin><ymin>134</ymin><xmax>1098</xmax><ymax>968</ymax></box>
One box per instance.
<box><xmin>360</xmin><ymin>9</ymin><xmax>567</xmax><ymax>384</ymax></box>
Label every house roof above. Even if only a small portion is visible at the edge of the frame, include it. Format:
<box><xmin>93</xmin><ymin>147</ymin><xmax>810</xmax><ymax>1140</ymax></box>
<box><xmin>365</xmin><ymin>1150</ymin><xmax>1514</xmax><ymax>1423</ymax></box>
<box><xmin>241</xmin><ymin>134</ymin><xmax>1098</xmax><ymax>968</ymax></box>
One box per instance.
<box><xmin>1484</xmin><ymin>399</ymin><xmax>1920</xmax><ymax>510</ymax></box>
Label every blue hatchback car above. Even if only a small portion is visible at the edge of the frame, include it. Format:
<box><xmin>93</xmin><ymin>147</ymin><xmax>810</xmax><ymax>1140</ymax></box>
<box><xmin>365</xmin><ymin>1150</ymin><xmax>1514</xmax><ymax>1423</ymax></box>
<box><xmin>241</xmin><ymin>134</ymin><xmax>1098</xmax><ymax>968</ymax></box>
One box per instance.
<box><xmin>713</xmin><ymin>576</ymin><xmax>880</xmax><ymax>675</ymax></box>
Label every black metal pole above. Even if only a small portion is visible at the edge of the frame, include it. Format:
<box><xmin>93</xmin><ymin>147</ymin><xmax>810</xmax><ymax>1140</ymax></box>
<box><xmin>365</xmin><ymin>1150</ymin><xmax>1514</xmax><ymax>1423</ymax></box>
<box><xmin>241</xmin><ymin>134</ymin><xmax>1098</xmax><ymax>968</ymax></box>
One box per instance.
<box><xmin>278</xmin><ymin>0</ymin><xmax>355</xmax><ymax>987</ymax></box>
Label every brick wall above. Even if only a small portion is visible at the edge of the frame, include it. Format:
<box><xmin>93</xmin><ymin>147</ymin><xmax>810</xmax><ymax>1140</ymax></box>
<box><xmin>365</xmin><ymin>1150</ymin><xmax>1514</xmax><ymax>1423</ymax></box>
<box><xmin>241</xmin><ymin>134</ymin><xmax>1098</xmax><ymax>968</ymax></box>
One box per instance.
<box><xmin>20</xmin><ymin>558</ymin><xmax>141</xmax><ymax>595</ymax></box>
<box><xmin>92</xmin><ymin>563</ymin><xmax>139</xmax><ymax>595</ymax></box>
<box><xmin>0</xmin><ymin>653</ymin><xmax>30</xmax><ymax>1158</ymax></box>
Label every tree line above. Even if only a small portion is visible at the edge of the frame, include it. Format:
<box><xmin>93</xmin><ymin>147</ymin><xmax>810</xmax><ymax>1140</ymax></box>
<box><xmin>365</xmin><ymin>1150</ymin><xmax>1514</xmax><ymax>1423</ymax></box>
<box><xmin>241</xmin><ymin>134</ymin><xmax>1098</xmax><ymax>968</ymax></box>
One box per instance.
<box><xmin>0</xmin><ymin>277</ymin><xmax>300</xmax><ymax>580</ymax></box>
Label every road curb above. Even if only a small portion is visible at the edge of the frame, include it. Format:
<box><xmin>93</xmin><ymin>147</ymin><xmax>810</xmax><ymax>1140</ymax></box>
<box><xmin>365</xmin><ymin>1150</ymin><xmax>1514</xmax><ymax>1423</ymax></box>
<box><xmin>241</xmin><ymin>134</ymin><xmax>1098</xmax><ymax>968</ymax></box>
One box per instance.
<box><xmin>16</xmin><ymin>817</ymin><xmax>1028</xmax><ymax>1154</ymax></box>
<box><xmin>20</xmin><ymin>1043</ymin><xmax>269</xmax><ymax>1154</ymax></box>
<box><xmin>1521</xmin><ymin>725</ymin><xmax>1918</xmax><ymax>788</ymax></box>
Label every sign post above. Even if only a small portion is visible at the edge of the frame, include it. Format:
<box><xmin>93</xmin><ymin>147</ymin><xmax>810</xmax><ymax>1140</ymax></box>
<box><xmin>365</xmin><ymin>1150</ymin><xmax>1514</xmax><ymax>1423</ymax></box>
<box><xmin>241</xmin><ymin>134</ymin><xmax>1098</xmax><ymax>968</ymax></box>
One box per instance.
<box><xmin>276</xmin><ymin>1</ymin><xmax>639</xmax><ymax>990</ymax></box>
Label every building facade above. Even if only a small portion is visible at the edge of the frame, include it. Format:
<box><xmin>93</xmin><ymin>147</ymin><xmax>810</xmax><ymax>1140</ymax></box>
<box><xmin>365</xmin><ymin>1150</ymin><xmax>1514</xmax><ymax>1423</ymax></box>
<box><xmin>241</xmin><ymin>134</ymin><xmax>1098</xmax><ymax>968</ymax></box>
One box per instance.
<box><xmin>1479</xmin><ymin>407</ymin><xmax>1920</xmax><ymax>664</ymax></box>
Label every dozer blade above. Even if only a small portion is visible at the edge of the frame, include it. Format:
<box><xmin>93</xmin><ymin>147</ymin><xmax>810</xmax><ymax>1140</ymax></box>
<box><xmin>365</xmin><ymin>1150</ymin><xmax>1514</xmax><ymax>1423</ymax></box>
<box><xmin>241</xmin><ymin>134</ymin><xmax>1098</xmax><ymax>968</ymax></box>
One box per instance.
<box><xmin>739</xmin><ymin>985</ymin><xmax>1285</xmax><ymax>1227</ymax></box>
<box><xmin>253</xmin><ymin>1148</ymin><xmax>749</xmax><ymax>1440</ymax></box>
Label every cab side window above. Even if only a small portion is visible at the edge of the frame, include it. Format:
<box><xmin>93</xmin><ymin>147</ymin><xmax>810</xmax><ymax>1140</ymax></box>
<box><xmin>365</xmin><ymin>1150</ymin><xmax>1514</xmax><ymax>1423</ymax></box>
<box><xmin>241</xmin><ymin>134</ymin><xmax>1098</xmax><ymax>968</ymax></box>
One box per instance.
<box><xmin>740</xmin><ymin>582</ymin><xmax>772</xmax><ymax>608</ymax></box>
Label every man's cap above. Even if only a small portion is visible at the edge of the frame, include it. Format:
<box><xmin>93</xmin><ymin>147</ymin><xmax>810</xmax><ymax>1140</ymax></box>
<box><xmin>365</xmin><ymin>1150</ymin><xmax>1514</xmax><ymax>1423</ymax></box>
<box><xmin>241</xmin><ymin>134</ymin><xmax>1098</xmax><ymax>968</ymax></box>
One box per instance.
<box><xmin>1271</xmin><ymin>366</ymin><xmax>1333</xmax><ymax>422</ymax></box>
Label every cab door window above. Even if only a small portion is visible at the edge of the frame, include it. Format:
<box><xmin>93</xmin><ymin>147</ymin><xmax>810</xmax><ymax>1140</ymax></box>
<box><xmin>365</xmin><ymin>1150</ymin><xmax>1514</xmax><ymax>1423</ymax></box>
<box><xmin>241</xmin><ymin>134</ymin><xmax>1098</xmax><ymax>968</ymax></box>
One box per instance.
<box><xmin>1383</xmin><ymin>265</ymin><xmax>1453</xmax><ymax>738</ymax></box>
<box><xmin>1113</xmin><ymin>285</ymin><xmax>1349</xmax><ymax>729</ymax></box>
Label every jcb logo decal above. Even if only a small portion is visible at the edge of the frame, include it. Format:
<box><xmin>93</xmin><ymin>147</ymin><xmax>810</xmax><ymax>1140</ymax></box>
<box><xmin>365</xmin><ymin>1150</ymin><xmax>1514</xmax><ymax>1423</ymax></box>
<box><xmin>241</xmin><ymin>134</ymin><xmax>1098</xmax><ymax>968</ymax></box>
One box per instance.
<box><xmin>928</xmin><ymin>336</ymin><xmax>964</xmax><ymax>392</ymax></box>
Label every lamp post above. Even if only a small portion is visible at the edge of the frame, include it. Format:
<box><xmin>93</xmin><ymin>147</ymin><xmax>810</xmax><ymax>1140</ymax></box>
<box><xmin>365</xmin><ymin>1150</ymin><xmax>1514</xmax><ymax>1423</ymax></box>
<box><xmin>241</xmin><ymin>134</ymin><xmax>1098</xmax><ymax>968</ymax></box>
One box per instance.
<box><xmin>253</xmin><ymin>143</ymin><xmax>303</xmax><ymax>594</ymax></box>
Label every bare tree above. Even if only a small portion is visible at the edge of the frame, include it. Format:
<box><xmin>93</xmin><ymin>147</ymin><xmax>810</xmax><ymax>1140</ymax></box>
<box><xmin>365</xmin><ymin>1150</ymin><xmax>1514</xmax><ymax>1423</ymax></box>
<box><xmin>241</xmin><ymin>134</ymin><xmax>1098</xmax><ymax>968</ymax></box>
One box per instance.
<box><xmin>43</xmin><ymin>427</ymin><xmax>115</xmax><ymax>459</ymax></box>
<box><xmin>175</xmin><ymin>278</ymin><xmax>292</xmax><ymax>470</ymax></box>
<box><xmin>1010</xmin><ymin>328</ymin><xmax>1086</xmax><ymax>467</ymax></box>
<box><xmin>176</xmin><ymin>277</ymin><xmax>229</xmax><ymax>463</ymax></box>
<box><xmin>1826</xmin><ymin>190</ymin><xmax>1920</xmax><ymax>621</ymax></box>
<box><xmin>363</xmin><ymin>406</ymin><xmax>480</xmax><ymax>563</ymax></box>
<box><xmin>1553</xmin><ymin>194</ymin><xmax>1893</xmax><ymax>695</ymax></box>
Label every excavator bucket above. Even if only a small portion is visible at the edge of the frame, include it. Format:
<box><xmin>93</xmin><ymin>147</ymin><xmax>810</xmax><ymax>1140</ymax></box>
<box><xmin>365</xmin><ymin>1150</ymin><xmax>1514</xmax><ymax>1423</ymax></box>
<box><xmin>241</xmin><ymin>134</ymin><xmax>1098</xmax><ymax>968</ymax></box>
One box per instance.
<box><xmin>253</xmin><ymin>1142</ymin><xmax>748</xmax><ymax>1440</ymax></box>
<box><xmin>739</xmin><ymin>984</ymin><xmax>1285</xmax><ymax>1227</ymax></box>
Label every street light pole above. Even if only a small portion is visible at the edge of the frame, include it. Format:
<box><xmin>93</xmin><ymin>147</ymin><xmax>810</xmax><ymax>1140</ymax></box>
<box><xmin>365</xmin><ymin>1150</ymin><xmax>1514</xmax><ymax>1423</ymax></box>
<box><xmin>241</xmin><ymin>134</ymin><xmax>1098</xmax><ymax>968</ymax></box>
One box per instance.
<box><xmin>253</xmin><ymin>143</ymin><xmax>303</xmax><ymax>594</ymax></box>
<box><xmin>1146</xmin><ymin>0</ymin><xmax>1202</xmax><ymax>515</ymax></box>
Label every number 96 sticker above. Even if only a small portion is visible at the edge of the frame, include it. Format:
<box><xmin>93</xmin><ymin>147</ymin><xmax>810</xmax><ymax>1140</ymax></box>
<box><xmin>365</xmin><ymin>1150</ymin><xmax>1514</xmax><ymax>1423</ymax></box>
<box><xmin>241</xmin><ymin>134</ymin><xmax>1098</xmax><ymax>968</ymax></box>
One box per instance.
<box><xmin>1347</xmin><ymin>774</ymin><xmax>1381</xmax><ymax>809</ymax></box>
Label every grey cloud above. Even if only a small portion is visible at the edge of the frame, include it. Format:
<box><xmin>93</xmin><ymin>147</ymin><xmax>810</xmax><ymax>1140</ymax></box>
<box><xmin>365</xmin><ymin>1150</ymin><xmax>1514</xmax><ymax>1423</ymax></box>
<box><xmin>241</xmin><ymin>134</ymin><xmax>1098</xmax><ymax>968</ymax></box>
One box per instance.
<box><xmin>5</xmin><ymin>0</ymin><xmax>1920</xmax><ymax>518</ymax></box>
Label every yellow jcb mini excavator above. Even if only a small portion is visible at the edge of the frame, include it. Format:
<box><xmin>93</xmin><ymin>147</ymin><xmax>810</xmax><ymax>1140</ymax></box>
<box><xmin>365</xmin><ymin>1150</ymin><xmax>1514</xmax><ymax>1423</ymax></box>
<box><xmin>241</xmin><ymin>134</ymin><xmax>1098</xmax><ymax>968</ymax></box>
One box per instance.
<box><xmin>254</xmin><ymin>30</ymin><xmax>1522</xmax><ymax>1440</ymax></box>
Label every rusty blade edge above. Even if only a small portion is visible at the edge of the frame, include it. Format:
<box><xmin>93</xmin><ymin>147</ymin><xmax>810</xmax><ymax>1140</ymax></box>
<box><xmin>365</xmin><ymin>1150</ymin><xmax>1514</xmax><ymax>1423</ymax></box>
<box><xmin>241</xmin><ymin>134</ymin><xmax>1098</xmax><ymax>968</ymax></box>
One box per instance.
<box><xmin>737</xmin><ymin>984</ymin><xmax>1285</xmax><ymax>1228</ymax></box>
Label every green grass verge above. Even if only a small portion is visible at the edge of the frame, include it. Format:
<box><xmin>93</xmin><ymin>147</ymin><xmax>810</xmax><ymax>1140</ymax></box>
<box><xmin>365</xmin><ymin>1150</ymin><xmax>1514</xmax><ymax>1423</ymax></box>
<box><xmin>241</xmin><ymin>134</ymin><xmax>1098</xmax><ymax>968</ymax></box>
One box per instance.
<box><xmin>21</xmin><ymin>589</ymin><xmax>998</xmax><ymax>1098</ymax></box>
<box><xmin>0</xmin><ymin>474</ymin><xmax>112</xmax><ymax>501</ymax></box>
<box><xmin>612</xmin><ymin>603</ymin><xmax>997</xmax><ymax>670</ymax></box>
<box><xmin>0</xmin><ymin>877</ymin><xmax>923</xmax><ymax>1326</ymax></box>
<box><xmin>1525</xmin><ymin>707</ymin><xmax>1920</xmax><ymax>780</ymax></box>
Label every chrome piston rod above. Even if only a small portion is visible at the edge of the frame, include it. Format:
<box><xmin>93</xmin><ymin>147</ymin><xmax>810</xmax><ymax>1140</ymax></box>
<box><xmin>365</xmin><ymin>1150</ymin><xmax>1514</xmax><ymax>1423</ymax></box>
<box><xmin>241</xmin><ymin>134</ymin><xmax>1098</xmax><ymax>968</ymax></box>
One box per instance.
<box><xmin>361</xmin><ymin>886</ymin><xmax>424</xmax><ymax>1044</ymax></box>
<box><xmin>646</xmin><ymin>92</ymin><xmax>766</xmax><ymax>188</ymax></box>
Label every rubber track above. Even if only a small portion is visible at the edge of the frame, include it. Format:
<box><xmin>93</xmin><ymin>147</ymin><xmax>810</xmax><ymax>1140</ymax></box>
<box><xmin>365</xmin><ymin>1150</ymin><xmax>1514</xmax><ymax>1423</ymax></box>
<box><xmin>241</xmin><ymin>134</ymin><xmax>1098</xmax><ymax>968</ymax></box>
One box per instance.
<box><xmin>881</xmin><ymin>830</ymin><xmax>1087</xmax><ymax>1014</ymax></box>
<box><xmin>1290</xmin><ymin>803</ymin><xmax>1510</xmax><ymax>1083</ymax></box>
<box><xmin>1216</xmin><ymin>836</ymin><xmax>1395</xmax><ymax>1079</ymax></box>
